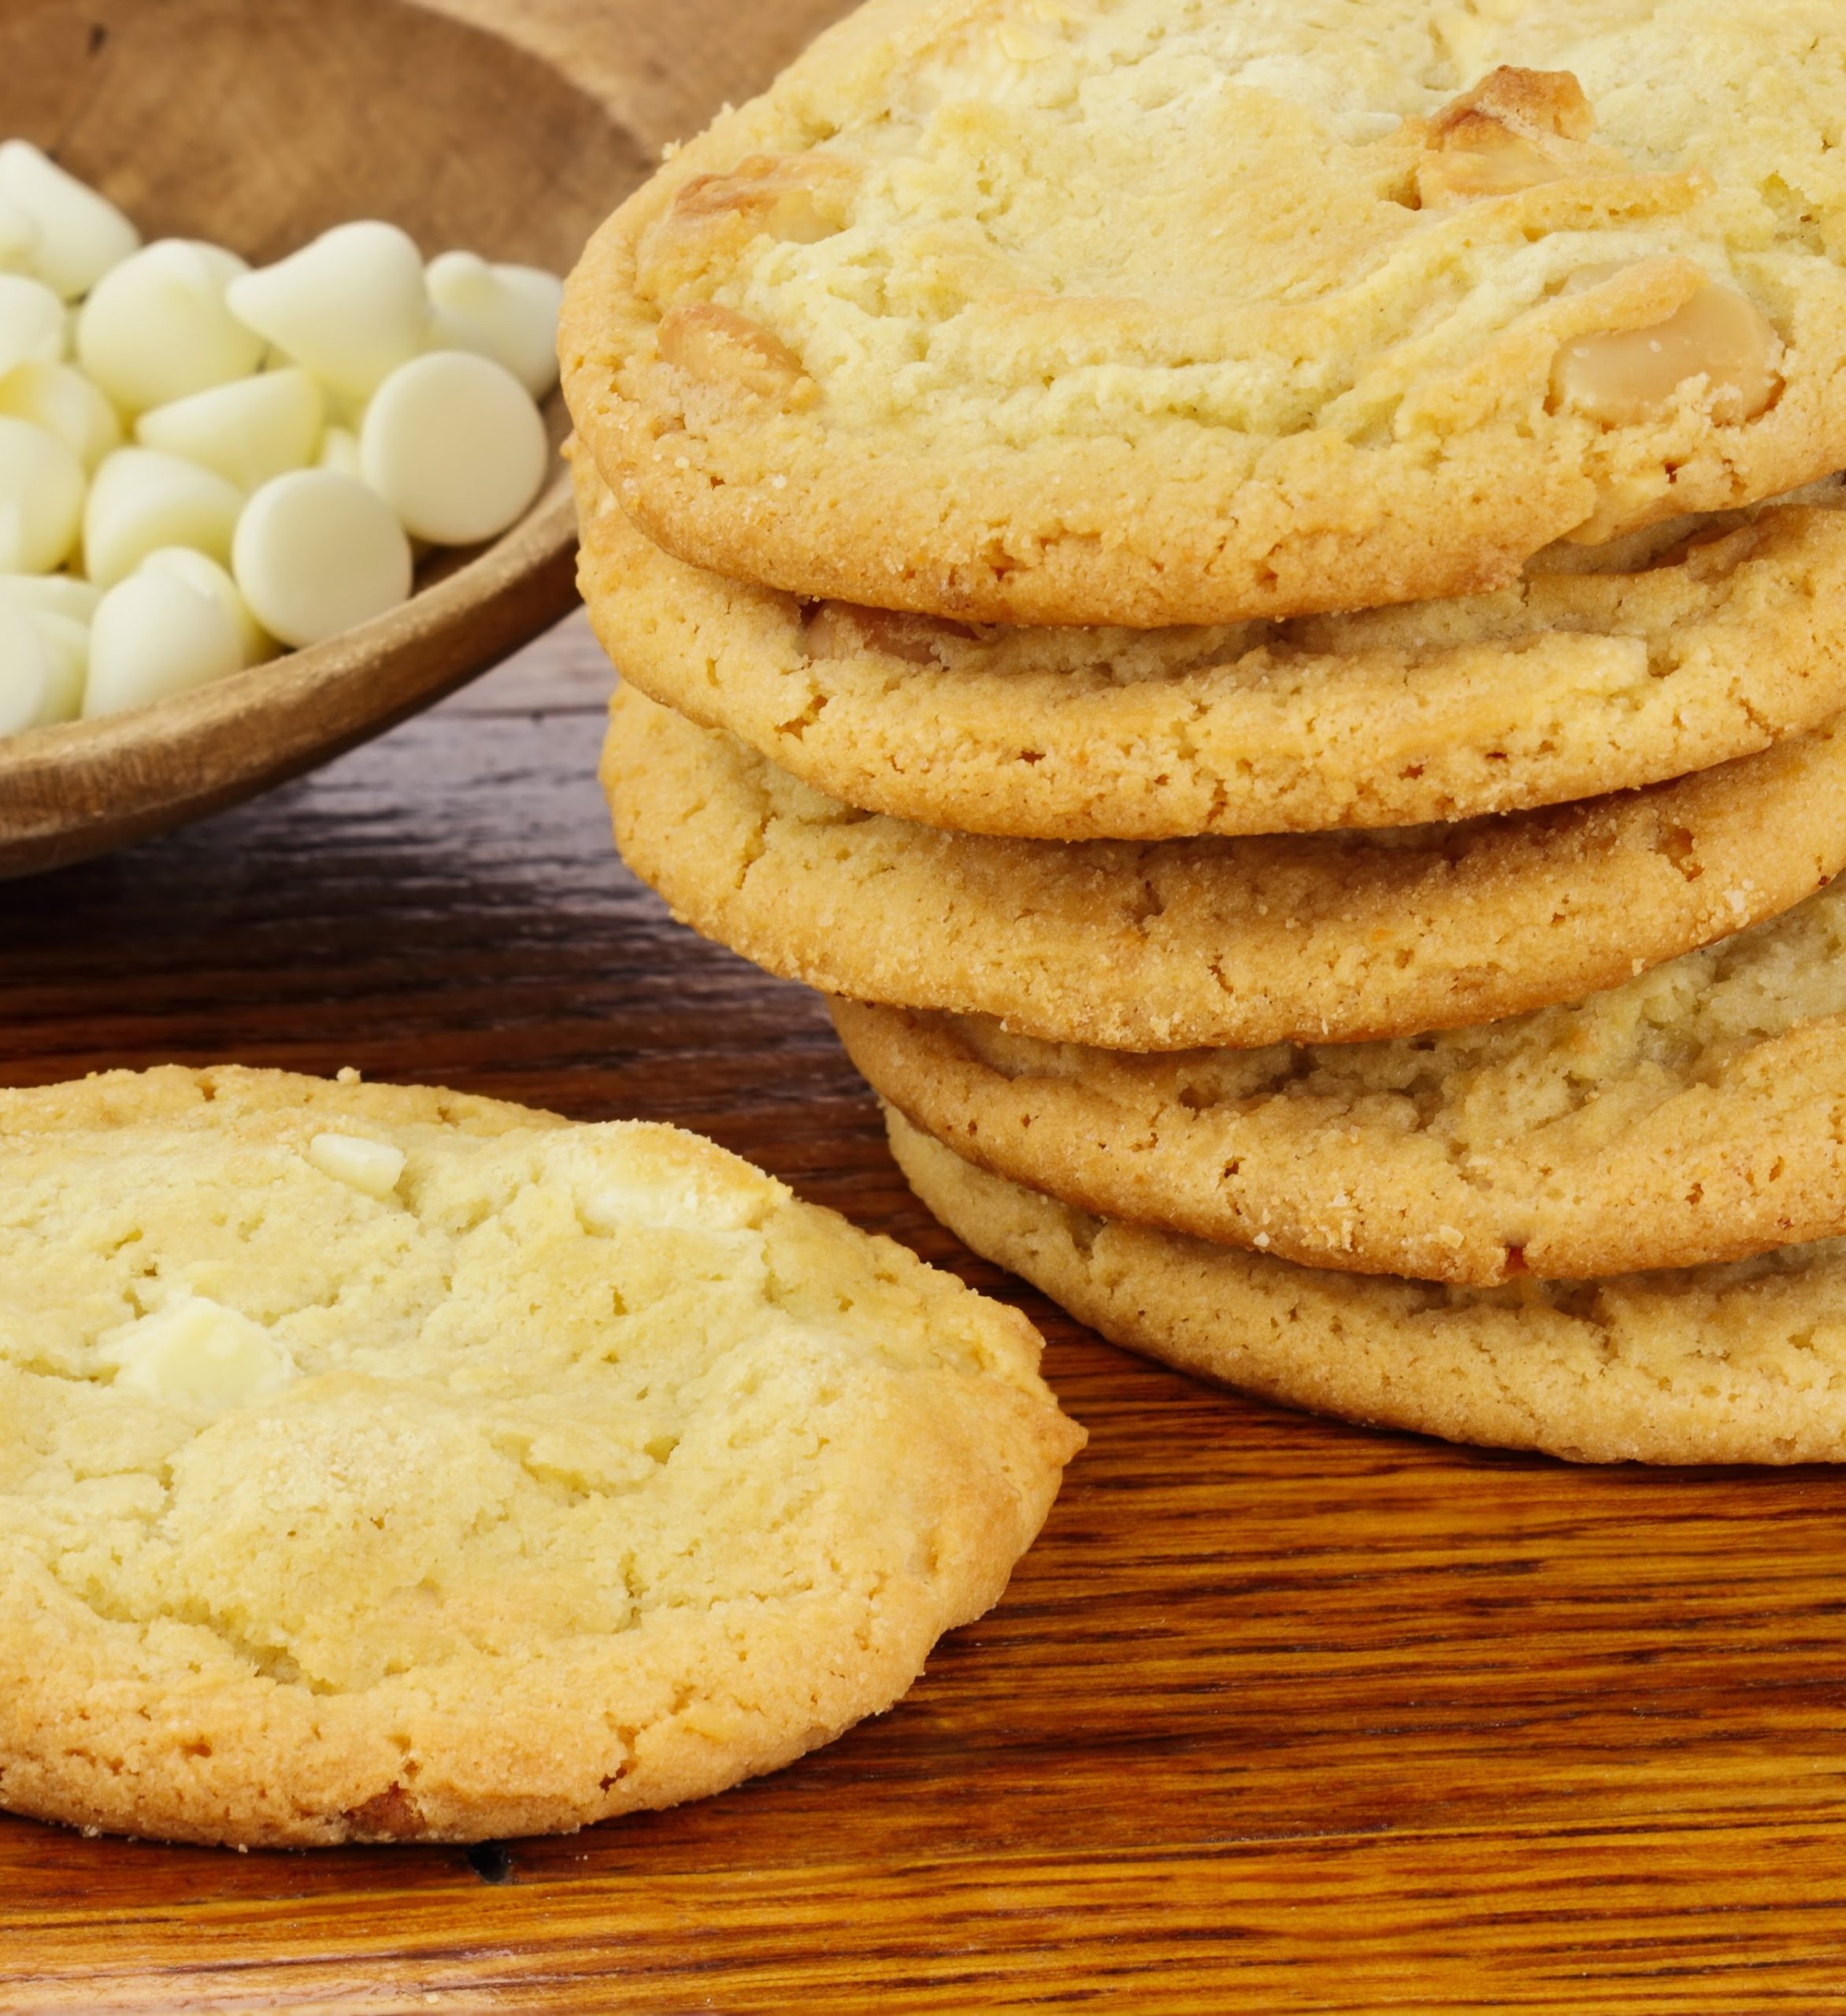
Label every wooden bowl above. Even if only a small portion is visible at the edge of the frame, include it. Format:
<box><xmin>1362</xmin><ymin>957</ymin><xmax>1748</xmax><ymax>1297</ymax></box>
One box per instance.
<box><xmin>0</xmin><ymin>0</ymin><xmax>648</xmax><ymax>876</ymax></box>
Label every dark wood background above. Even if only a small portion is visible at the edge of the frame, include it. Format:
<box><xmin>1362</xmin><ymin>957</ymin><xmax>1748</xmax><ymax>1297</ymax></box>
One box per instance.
<box><xmin>7</xmin><ymin>617</ymin><xmax>1846</xmax><ymax>2012</ymax></box>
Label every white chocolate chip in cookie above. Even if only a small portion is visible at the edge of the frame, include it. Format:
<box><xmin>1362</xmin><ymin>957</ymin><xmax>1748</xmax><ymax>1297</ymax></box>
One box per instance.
<box><xmin>656</xmin><ymin>302</ymin><xmax>817</xmax><ymax>410</ymax></box>
<box><xmin>102</xmin><ymin>1293</ymin><xmax>297</xmax><ymax>1412</ymax></box>
<box><xmin>801</xmin><ymin>600</ymin><xmax>974</xmax><ymax>665</ymax></box>
<box><xmin>1418</xmin><ymin>122</ymin><xmax>1563</xmax><ymax>202</ymax></box>
<box><xmin>636</xmin><ymin>154</ymin><xmax>858</xmax><ymax>305</ymax></box>
<box><xmin>1414</xmin><ymin>65</ymin><xmax>1595</xmax><ymax>206</ymax></box>
<box><xmin>307</xmin><ymin>1132</ymin><xmax>406</xmax><ymax>1199</ymax></box>
<box><xmin>1554</xmin><ymin>283</ymin><xmax>1781</xmax><ymax>428</ymax></box>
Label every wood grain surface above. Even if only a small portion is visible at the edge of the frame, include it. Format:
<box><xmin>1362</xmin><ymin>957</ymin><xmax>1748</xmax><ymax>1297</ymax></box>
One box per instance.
<box><xmin>7</xmin><ymin>618</ymin><xmax>1846</xmax><ymax>2013</ymax></box>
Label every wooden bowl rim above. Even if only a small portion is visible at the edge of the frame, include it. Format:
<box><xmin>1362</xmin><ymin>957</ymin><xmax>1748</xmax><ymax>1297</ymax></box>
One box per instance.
<box><xmin>11</xmin><ymin>472</ymin><xmax>573</xmax><ymax>773</ymax></box>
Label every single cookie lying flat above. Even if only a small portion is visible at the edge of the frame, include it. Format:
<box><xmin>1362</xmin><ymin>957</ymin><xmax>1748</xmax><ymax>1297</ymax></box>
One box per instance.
<box><xmin>602</xmin><ymin>686</ymin><xmax>1846</xmax><ymax>1050</ymax></box>
<box><xmin>0</xmin><ymin>1067</ymin><xmax>1081</xmax><ymax>1848</ymax></box>
<box><xmin>839</xmin><ymin>862</ymin><xmax>1846</xmax><ymax>1284</ymax></box>
<box><xmin>579</xmin><ymin>459</ymin><xmax>1846</xmax><ymax>839</ymax></box>
<box><xmin>890</xmin><ymin>1107</ymin><xmax>1846</xmax><ymax>1466</ymax></box>
<box><xmin>565</xmin><ymin>0</ymin><xmax>1846</xmax><ymax>625</ymax></box>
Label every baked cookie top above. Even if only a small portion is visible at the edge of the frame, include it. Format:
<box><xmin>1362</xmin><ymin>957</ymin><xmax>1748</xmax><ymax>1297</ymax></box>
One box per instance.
<box><xmin>839</xmin><ymin>860</ymin><xmax>1846</xmax><ymax>1284</ymax></box>
<box><xmin>603</xmin><ymin>685</ymin><xmax>1846</xmax><ymax>1050</ymax></box>
<box><xmin>891</xmin><ymin>1106</ymin><xmax>1846</xmax><ymax>1467</ymax></box>
<box><xmin>579</xmin><ymin>455</ymin><xmax>1846</xmax><ymax>839</ymax></box>
<box><xmin>0</xmin><ymin>1067</ymin><xmax>1080</xmax><ymax>1848</ymax></box>
<box><xmin>564</xmin><ymin>0</ymin><xmax>1846</xmax><ymax>625</ymax></box>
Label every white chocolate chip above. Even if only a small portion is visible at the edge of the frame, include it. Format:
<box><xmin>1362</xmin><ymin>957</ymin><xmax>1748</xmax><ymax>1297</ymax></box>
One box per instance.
<box><xmin>226</xmin><ymin>220</ymin><xmax>429</xmax><ymax>404</ymax></box>
<box><xmin>0</xmin><ymin>414</ymin><xmax>85</xmax><ymax>574</ymax></box>
<box><xmin>0</xmin><ymin>272</ymin><xmax>65</xmax><ymax>380</ymax></box>
<box><xmin>83</xmin><ymin>447</ymin><xmax>243</xmax><ymax>588</ymax></box>
<box><xmin>232</xmin><ymin>469</ymin><xmax>413</xmax><ymax>647</ymax></box>
<box><xmin>0</xmin><ymin>598</ymin><xmax>52</xmax><ymax>732</ymax></box>
<box><xmin>83</xmin><ymin>570</ymin><xmax>243</xmax><ymax>717</ymax></box>
<box><xmin>0</xmin><ymin>571</ymin><xmax>98</xmax><ymax>623</ymax></box>
<box><xmin>676</xmin><ymin>1701</ymin><xmax>744</xmax><ymax>1743</ymax></box>
<box><xmin>101</xmin><ymin>1293</ymin><xmax>295</xmax><ymax>1411</ymax></box>
<box><xmin>0</xmin><ymin>195</ymin><xmax>38</xmax><ymax>274</ymax></box>
<box><xmin>136</xmin><ymin>366</ymin><xmax>324</xmax><ymax>493</ymax></box>
<box><xmin>24</xmin><ymin>608</ymin><xmax>86</xmax><ymax>722</ymax></box>
<box><xmin>578</xmin><ymin>1176</ymin><xmax>757</xmax><ymax>1234</ymax></box>
<box><xmin>139</xmin><ymin>547</ymin><xmax>273</xmax><ymax>667</ymax></box>
<box><xmin>0</xmin><ymin>142</ymin><xmax>139</xmax><ymax>300</ymax></box>
<box><xmin>1554</xmin><ymin>283</ymin><xmax>1781</xmax><ymax>428</ymax></box>
<box><xmin>359</xmin><ymin>351</ymin><xmax>547</xmax><ymax>544</ymax></box>
<box><xmin>655</xmin><ymin>302</ymin><xmax>814</xmax><ymax>407</ymax></box>
<box><xmin>422</xmin><ymin>301</ymin><xmax>496</xmax><ymax>364</ymax></box>
<box><xmin>424</xmin><ymin>251</ymin><xmax>563</xmax><ymax>397</ymax></box>
<box><xmin>1418</xmin><ymin>125</ymin><xmax>1562</xmax><ymax>203</ymax></box>
<box><xmin>77</xmin><ymin>240</ymin><xmax>264</xmax><ymax>417</ymax></box>
<box><xmin>307</xmin><ymin>1131</ymin><xmax>406</xmax><ymax>1199</ymax></box>
<box><xmin>317</xmin><ymin>424</ymin><xmax>362</xmax><ymax>479</ymax></box>
<box><xmin>0</xmin><ymin>190</ymin><xmax>563</xmax><ymax>695</ymax></box>
<box><xmin>0</xmin><ymin>359</ymin><xmax>121</xmax><ymax>469</ymax></box>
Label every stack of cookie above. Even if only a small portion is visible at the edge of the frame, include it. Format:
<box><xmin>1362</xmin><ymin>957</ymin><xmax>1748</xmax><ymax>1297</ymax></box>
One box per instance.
<box><xmin>563</xmin><ymin>0</ymin><xmax>1846</xmax><ymax>1462</ymax></box>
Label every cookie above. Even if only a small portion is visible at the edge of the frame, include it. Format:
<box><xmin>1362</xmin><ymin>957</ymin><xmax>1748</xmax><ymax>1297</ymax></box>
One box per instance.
<box><xmin>564</xmin><ymin>0</ymin><xmax>1846</xmax><ymax>626</ymax></box>
<box><xmin>889</xmin><ymin>1106</ymin><xmax>1846</xmax><ymax>1466</ymax></box>
<box><xmin>837</xmin><ymin>858</ymin><xmax>1846</xmax><ymax>1284</ymax></box>
<box><xmin>0</xmin><ymin>1066</ymin><xmax>1081</xmax><ymax>1848</ymax></box>
<box><xmin>577</xmin><ymin>456</ymin><xmax>1846</xmax><ymax>839</ymax></box>
<box><xmin>602</xmin><ymin>685</ymin><xmax>1846</xmax><ymax>1050</ymax></box>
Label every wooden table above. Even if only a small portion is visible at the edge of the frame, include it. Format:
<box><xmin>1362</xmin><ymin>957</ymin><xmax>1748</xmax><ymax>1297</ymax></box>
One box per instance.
<box><xmin>6</xmin><ymin>613</ymin><xmax>1846</xmax><ymax>2012</ymax></box>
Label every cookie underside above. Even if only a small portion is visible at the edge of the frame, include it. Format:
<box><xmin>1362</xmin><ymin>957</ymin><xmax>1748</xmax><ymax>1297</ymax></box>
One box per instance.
<box><xmin>836</xmin><ymin>858</ymin><xmax>1846</xmax><ymax>1285</ymax></box>
<box><xmin>889</xmin><ymin>1106</ymin><xmax>1846</xmax><ymax>1467</ymax></box>
<box><xmin>577</xmin><ymin>458</ymin><xmax>1846</xmax><ymax>840</ymax></box>
<box><xmin>602</xmin><ymin>686</ymin><xmax>1846</xmax><ymax>1051</ymax></box>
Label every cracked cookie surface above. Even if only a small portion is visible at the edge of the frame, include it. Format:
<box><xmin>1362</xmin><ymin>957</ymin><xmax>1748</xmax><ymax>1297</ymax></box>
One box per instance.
<box><xmin>890</xmin><ymin>1107</ymin><xmax>1846</xmax><ymax>1466</ymax></box>
<box><xmin>602</xmin><ymin>686</ymin><xmax>1846</xmax><ymax>1050</ymax></box>
<box><xmin>838</xmin><ymin>865</ymin><xmax>1846</xmax><ymax>1284</ymax></box>
<box><xmin>0</xmin><ymin>1067</ymin><xmax>1080</xmax><ymax>1847</ymax></box>
<box><xmin>578</xmin><ymin>459</ymin><xmax>1846</xmax><ymax>839</ymax></box>
<box><xmin>564</xmin><ymin>0</ymin><xmax>1846</xmax><ymax>626</ymax></box>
